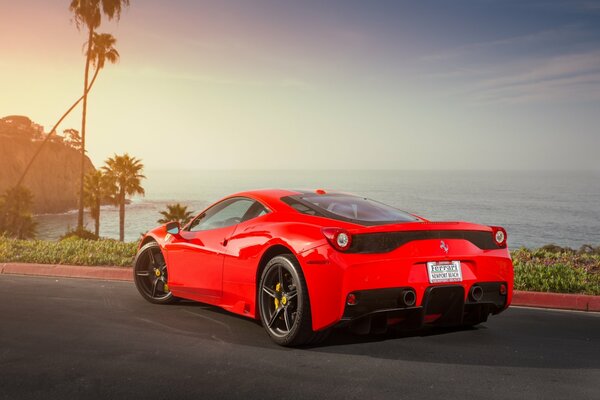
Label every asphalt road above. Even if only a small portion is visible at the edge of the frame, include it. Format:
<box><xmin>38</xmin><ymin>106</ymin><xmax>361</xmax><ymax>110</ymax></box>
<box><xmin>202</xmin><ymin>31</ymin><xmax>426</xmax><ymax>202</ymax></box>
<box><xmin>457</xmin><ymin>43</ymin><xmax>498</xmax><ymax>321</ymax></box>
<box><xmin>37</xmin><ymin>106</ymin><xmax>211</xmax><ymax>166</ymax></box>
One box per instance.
<box><xmin>1</xmin><ymin>275</ymin><xmax>598</xmax><ymax>400</ymax></box>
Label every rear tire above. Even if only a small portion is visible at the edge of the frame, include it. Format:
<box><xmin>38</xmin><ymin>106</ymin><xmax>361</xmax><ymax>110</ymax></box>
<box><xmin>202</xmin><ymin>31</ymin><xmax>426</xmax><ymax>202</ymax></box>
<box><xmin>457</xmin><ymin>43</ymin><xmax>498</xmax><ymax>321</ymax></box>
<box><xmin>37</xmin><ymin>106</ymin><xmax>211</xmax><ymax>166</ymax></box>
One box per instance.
<box><xmin>258</xmin><ymin>254</ymin><xmax>328</xmax><ymax>346</ymax></box>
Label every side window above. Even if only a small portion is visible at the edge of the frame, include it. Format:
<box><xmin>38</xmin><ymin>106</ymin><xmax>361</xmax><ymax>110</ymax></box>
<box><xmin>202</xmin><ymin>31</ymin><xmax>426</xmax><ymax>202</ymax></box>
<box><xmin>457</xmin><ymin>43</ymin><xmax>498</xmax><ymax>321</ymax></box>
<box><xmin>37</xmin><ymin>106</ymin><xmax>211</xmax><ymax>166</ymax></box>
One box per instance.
<box><xmin>187</xmin><ymin>198</ymin><xmax>255</xmax><ymax>232</ymax></box>
<box><xmin>241</xmin><ymin>202</ymin><xmax>270</xmax><ymax>222</ymax></box>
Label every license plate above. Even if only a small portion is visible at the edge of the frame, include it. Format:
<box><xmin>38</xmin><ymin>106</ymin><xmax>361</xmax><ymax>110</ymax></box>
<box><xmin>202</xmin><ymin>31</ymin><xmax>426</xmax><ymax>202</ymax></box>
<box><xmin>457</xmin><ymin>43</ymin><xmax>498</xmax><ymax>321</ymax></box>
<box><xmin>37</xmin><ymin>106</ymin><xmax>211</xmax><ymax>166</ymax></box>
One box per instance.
<box><xmin>426</xmin><ymin>261</ymin><xmax>462</xmax><ymax>283</ymax></box>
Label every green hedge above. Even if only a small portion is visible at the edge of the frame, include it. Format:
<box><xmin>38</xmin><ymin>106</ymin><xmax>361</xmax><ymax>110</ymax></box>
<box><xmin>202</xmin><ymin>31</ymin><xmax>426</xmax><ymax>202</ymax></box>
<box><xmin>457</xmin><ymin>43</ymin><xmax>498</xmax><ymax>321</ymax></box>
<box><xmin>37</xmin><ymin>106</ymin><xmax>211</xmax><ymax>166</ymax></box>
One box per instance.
<box><xmin>512</xmin><ymin>248</ymin><xmax>600</xmax><ymax>295</ymax></box>
<box><xmin>0</xmin><ymin>237</ymin><xmax>599</xmax><ymax>295</ymax></box>
<box><xmin>0</xmin><ymin>236</ymin><xmax>137</xmax><ymax>267</ymax></box>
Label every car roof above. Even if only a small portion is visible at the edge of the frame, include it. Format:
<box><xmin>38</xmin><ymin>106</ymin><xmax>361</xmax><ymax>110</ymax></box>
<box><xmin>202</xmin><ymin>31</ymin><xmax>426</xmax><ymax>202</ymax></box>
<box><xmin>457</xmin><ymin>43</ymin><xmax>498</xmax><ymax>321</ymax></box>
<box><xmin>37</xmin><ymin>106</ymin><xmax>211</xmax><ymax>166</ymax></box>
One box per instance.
<box><xmin>225</xmin><ymin>189</ymin><xmax>346</xmax><ymax>212</ymax></box>
<box><xmin>224</xmin><ymin>189</ymin><xmax>299</xmax><ymax>211</ymax></box>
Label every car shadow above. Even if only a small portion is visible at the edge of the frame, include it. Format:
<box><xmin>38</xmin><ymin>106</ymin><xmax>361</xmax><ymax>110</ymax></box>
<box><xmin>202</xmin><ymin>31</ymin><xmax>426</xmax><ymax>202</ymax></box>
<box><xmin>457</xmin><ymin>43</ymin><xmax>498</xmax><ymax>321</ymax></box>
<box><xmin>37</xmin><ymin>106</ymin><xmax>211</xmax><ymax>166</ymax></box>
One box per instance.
<box><xmin>157</xmin><ymin>300</ymin><xmax>599</xmax><ymax>370</ymax></box>
<box><xmin>314</xmin><ymin>324</ymin><xmax>482</xmax><ymax>347</ymax></box>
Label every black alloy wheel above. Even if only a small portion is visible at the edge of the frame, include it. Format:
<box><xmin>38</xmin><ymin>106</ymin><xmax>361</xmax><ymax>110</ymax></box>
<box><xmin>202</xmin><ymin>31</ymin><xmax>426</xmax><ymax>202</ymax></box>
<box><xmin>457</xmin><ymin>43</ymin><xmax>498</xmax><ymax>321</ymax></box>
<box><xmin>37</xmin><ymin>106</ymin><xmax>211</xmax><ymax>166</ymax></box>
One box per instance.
<box><xmin>133</xmin><ymin>242</ymin><xmax>176</xmax><ymax>304</ymax></box>
<box><xmin>258</xmin><ymin>254</ymin><xmax>328</xmax><ymax>346</ymax></box>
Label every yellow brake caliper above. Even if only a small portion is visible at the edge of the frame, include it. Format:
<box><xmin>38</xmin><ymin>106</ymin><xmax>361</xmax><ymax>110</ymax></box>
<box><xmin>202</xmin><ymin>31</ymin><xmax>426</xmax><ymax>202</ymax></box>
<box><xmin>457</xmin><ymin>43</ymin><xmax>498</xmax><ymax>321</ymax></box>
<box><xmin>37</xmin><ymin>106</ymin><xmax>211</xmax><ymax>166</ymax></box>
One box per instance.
<box><xmin>274</xmin><ymin>282</ymin><xmax>281</xmax><ymax>309</ymax></box>
<box><xmin>155</xmin><ymin>268</ymin><xmax>169</xmax><ymax>293</ymax></box>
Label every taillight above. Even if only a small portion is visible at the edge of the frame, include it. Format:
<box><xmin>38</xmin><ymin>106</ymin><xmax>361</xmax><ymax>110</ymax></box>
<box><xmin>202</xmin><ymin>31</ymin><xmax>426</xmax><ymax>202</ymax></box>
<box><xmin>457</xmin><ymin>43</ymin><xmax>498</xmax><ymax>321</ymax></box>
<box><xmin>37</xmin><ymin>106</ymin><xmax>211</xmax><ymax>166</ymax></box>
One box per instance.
<box><xmin>346</xmin><ymin>293</ymin><xmax>357</xmax><ymax>305</ymax></box>
<box><xmin>322</xmin><ymin>227</ymin><xmax>352</xmax><ymax>251</ymax></box>
<box><xmin>499</xmin><ymin>283</ymin><xmax>507</xmax><ymax>295</ymax></box>
<box><xmin>491</xmin><ymin>226</ymin><xmax>507</xmax><ymax>247</ymax></box>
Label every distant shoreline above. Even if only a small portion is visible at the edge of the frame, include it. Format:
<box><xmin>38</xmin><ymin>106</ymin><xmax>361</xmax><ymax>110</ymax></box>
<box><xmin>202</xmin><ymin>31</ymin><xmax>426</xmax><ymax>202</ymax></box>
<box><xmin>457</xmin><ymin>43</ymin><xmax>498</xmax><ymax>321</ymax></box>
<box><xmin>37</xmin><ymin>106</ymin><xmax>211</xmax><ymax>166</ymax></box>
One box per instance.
<box><xmin>30</xmin><ymin>170</ymin><xmax>600</xmax><ymax>246</ymax></box>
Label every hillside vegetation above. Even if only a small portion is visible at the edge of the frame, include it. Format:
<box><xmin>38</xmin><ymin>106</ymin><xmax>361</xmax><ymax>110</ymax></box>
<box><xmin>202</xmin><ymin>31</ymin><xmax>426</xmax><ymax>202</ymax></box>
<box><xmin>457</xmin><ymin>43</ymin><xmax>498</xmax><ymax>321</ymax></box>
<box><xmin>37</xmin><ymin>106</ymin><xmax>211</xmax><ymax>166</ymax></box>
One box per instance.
<box><xmin>0</xmin><ymin>115</ymin><xmax>95</xmax><ymax>213</ymax></box>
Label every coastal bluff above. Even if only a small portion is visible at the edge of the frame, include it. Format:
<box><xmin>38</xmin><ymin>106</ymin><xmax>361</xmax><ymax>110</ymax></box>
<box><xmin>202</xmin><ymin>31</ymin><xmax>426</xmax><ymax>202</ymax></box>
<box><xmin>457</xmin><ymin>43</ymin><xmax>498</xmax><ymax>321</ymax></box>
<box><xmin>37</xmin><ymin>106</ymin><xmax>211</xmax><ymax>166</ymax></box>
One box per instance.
<box><xmin>0</xmin><ymin>115</ymin><xmax>95</xmax><ymax>214</ymax></box>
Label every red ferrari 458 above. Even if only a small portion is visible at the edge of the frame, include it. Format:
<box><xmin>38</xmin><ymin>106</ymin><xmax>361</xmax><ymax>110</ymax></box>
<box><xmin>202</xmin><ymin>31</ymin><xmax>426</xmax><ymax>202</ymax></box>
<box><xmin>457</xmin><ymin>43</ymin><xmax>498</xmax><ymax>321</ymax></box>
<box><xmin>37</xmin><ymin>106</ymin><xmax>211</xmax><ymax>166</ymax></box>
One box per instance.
<box><xmin>134</xmin><ymin>189</ymin><xmax>513</xmax><ymax>346</ymax></box>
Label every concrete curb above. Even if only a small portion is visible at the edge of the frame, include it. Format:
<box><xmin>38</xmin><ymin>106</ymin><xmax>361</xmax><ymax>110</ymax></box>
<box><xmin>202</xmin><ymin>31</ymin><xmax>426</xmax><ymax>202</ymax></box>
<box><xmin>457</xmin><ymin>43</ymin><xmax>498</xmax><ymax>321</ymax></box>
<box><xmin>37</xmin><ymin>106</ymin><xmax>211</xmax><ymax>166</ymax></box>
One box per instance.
<box><xmin>513</xmin><ymin>290</ymin><xmax>599</xmax><ymax>312</ymax></box>
<box><xmin>2</xmin><ymin>263</ymin><xmax>598</xmax><ymax>312</ymax></box>
<box><xmin>0</xmin><ymin>263</ymin><xmax>132</xmax><ymax>282</ymax></box>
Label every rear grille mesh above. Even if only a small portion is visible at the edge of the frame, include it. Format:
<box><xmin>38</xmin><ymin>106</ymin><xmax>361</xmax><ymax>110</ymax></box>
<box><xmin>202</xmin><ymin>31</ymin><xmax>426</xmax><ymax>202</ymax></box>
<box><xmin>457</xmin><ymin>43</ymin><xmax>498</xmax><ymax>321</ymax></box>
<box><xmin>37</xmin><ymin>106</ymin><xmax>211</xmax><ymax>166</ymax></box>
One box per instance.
<box><xmin>348</xmin><ymin>230</ymin><xmax>502</xmax><ymax>253</ymax></box>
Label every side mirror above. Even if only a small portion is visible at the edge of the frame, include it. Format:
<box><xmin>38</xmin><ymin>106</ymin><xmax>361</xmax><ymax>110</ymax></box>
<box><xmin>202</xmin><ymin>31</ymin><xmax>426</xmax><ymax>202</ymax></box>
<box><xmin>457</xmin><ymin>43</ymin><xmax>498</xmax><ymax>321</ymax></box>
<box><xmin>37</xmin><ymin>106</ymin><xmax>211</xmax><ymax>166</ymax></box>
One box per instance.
<box><xmin>166</xmin><ymin>221</ymin><xmax>181</xmax><ymax>236</ymax></box>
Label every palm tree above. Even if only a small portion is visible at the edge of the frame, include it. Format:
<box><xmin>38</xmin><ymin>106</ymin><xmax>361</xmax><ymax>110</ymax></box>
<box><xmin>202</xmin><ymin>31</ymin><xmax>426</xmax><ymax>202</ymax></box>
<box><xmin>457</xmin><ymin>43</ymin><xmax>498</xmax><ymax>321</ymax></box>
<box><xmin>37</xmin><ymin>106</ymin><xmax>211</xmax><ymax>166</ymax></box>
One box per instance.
<box><xmin>102</xmin><ymin>153</ymin><xmax>145</xmax><ymax>241</ymax></box>
<box><xmin>88</xmin><ymin>32</ymin><xmax>120</xmax><ymax>71</ymax></box>
<box><xmin>69</xmin><ymin>0</ymin><xmax>130</xmax><ymax>231</ymax></box>
<box><xmin>83</xmin><ymin>169</ymin><xmax>116</xmax><ymax>237</ymax></box>
<box><xmin>14</xmin><ymin>32</ymin><xmax>120</xmax><ymax>190</ymax></box>
<box><xmin>158</xmin><ymin>203</ymin><xmax>195</xmax><ymax>225</ymax></box>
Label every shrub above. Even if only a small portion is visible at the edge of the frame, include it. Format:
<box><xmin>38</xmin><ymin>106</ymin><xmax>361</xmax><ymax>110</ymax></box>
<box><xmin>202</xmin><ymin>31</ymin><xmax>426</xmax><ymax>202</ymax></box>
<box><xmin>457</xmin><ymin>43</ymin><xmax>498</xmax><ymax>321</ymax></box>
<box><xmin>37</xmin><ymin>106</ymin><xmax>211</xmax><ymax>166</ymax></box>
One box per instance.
<box><xmin>60</xmin><ymin>227</ymin><xmax>99</xmax><ymax>241</ymax></box>
<box><xmin>0</xmin><ymin>236</ymin><xmax>137</xmax><ymax>267</ymax></box>
<box><xmin>512</xmin><ymin>248</ymin><xmax>600</xmax><ymax>295</ymax></box>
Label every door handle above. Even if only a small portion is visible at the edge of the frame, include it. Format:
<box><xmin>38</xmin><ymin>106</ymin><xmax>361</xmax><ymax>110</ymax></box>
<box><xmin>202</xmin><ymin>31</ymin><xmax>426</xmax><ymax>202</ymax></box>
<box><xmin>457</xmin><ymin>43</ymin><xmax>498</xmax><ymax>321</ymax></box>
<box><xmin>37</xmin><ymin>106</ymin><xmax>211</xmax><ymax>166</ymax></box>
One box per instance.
<box><xmin>221</xmin><ymin>238</ymin><xmax>229</xmax><ymax>247</ymax></box>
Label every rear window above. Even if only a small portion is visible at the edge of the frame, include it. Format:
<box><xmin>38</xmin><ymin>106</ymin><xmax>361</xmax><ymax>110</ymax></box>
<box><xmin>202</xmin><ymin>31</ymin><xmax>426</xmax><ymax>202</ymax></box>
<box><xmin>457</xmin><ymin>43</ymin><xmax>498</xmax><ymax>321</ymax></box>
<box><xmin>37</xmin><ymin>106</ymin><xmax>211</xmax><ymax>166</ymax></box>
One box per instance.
<box><xmin>281</xmin><ymin>194</ymin><xmax>420</xmax><ymax>226</ymax></box>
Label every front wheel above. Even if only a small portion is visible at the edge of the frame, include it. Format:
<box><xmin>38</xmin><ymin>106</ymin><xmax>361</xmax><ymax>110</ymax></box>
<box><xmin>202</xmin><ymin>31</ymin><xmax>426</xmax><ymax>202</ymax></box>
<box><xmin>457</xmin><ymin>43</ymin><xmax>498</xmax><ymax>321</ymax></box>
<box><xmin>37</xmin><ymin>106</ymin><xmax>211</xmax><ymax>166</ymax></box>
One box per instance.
<box><xmin>258</xmin><ymin>254</ymin><xmax>328</xmax><ymax>346</ymax></box>
<box><xmin>133</xmin><ymin>241</ymin><xmax>176</xmax><ymax>304</ymax></box>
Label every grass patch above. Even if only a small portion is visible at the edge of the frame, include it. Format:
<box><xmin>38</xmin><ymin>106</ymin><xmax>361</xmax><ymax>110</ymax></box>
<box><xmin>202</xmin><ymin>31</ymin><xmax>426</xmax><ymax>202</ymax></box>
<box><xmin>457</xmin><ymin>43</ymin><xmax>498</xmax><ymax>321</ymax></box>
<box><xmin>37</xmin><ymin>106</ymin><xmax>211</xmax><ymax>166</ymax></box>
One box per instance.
<box><xmin>0</xmin><ymin>237</ymin><xmax>598</xmax><ymax>295</ymax></box>
<box><xmin>0</xmin><ymin>236</ymin><xmax>137</xmax><ymax>267</ymax></box>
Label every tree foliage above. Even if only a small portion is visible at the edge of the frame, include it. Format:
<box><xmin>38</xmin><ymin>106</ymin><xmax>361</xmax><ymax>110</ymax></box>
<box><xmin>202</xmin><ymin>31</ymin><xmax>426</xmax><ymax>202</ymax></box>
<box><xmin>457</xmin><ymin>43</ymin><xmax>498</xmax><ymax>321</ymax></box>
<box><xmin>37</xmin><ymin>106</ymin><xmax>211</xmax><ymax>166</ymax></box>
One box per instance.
<box><xmin>0</xmin><ymin>186</ymin><xmax>37</xmax><ymax>239</ymax></box>
<box><xmin>88</xmin><ymin>32</ymin><xmax>119</xmax><ymax>69</ymax></box>
<box><xmin>69</xmin><ymin>0</ymin><xmax>130</xmax><ymax>31</ymax></box>
<box><xmin>63</xmin><ymin>128</ymin><xmax>82</xmax><ymax>150</ymax></box>
<box><xmin>158</xmin><ymin>203</ymin><xmax>195</xmax><ymax>225</ymax></box>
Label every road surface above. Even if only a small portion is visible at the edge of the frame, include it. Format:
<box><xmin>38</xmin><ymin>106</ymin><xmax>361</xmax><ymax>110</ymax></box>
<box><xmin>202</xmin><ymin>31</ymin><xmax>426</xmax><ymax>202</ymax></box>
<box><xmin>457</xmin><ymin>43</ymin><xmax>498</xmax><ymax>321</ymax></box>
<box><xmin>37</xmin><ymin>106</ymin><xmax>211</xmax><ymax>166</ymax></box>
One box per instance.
<box><xmin>1</xmin><ymin>275</ymin><xmax>598</xmax><ymax>399</ymax></box>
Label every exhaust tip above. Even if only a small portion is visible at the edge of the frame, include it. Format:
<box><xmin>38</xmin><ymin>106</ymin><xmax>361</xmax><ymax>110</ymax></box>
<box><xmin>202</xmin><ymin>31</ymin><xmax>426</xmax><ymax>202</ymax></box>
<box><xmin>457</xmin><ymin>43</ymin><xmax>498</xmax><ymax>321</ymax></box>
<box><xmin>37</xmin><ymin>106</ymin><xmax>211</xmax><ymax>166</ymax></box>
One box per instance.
<box><xmin>470</xmin><ymin>285</ymin><xmax>484</xmax><ymax>302</ymax></box>
<box><xmin>401</xmin><ymin>289</ymin><xmax>416</xmax><ymax>307</ymax></box>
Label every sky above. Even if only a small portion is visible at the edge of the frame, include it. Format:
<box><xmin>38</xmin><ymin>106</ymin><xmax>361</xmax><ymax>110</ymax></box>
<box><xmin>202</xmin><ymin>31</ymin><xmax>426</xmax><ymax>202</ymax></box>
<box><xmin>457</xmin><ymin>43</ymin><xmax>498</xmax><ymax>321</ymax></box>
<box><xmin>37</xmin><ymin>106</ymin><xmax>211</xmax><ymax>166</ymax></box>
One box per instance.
<box><xmin>1</xmin><ymin>0</ymin><xmax>599</xmax><ymax>171</ymax></box>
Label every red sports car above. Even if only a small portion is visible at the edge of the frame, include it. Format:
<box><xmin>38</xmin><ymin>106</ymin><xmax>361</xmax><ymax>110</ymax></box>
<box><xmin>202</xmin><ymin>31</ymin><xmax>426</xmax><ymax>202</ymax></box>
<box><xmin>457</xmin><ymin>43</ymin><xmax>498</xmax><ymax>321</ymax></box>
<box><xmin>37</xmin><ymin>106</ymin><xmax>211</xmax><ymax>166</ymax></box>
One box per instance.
<box><xmin>134</xmin><ymin>189</ymin><xmax>513</xmax><ymax>346</ymax></box>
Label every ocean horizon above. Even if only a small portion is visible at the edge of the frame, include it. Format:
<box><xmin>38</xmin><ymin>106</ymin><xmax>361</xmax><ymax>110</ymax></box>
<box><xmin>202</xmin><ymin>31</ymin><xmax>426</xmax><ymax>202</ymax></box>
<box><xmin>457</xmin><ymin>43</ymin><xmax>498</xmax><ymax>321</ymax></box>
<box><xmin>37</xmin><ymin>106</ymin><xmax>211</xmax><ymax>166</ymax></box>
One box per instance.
<box><xmin>34</xmin><ymin>169</ymin><xmax>600</xmax><ymax>249</ymax></box>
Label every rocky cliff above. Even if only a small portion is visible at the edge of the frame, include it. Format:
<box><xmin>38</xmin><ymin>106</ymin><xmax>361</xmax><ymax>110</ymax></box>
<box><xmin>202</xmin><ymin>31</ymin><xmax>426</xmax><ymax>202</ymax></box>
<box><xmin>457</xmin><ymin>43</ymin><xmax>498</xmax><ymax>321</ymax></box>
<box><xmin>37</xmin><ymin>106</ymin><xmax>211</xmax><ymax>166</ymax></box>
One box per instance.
<box><xmin>0</xmin><ymin>116</ymin><xmax>95</xmax><ymax>214</ymax></box>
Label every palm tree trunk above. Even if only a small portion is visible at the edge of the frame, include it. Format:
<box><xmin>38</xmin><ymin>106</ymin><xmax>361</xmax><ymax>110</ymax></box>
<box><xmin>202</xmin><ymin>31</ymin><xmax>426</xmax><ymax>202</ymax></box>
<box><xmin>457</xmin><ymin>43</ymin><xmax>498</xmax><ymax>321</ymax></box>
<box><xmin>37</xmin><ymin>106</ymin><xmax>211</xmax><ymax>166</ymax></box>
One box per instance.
<box><xmin>119</xmin><ymin>190</ymin><xmax>125</xmax><ymax>241</ymax></box>
<box><xmin>94</xmin><ymin>199</ymin><xmax>100</xmax><ymax>237</ymax></box>
<box><xmin>77</xmin><ymin>27</ymin><xmax>94</xmax><ymax>230</ymax></box>
<box><xmin>14</xmin><ymin>67</ymin><xmax>101</xmax><ymax>189</ymax></box>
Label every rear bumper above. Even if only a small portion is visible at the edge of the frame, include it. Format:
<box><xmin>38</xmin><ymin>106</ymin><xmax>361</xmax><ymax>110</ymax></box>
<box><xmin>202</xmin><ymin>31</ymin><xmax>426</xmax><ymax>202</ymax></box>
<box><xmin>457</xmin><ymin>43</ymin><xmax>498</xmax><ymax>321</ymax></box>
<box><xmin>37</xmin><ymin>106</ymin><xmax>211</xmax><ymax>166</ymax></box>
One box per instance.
<box><xmin>336</xmin><ymin>283</ymin><xmax>508</xmax><ymax>334</ymax></box>
<box><xmin>299</xmin><ymin>241</ymin><xmax>514</xmax><ymax>331</ymax></box>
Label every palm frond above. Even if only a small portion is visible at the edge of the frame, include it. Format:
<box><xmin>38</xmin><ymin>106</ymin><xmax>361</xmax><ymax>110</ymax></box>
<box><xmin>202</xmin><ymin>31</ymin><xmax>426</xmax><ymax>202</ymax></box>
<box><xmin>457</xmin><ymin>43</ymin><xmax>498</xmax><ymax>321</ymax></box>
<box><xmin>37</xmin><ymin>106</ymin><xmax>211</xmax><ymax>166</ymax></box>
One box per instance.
<box><xmin>70</xmin><ymin>0</ymin><xmax>130</xmax><ymax>30</ymax></box>
<box><xmin>157</xmin><ymin>203</ymin><xmax>195</xmax><ymax>225</ymax></box>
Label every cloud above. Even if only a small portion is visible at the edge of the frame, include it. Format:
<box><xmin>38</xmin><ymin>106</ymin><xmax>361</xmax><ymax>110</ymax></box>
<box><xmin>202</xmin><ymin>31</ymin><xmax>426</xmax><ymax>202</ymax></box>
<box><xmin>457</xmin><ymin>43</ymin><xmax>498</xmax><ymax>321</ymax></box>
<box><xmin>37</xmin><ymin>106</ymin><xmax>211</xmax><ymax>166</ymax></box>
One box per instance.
<box><xmin>418</xmin><ymin>21</ymin><xmax>600</xmax><ymax>105</ymax></box>
<box><xmin>420</xmin><ymin>24</ymin><xmax>586</xmax><ymax>63</ymax></box>
<box><xmin>464</xmin><ymin>51</ymin><xmax>600</xmax><ymax>104</ymax></box>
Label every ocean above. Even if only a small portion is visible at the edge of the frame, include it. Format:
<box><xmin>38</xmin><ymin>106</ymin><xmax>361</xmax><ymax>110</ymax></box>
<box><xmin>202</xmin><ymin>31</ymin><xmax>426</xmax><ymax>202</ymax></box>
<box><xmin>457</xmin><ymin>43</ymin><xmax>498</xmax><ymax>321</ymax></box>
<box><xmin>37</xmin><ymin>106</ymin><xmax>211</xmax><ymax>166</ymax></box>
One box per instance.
<box><xmin>34</xmin><ymin>170</ymin><xmax>600</xmax><ymax>249</ymax></box>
